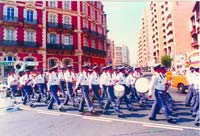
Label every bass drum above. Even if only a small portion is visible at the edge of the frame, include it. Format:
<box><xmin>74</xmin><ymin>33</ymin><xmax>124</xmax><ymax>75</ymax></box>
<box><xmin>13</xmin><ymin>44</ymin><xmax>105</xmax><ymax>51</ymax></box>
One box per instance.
<box><xmin>135</xmin><ymin>77</ymin><xmax>150</xmax><ymax>93</ymax></box>
<box><xmin>114</xmin><ymin>84</ymin><xmax>125</xmax><ymax>98</ymax></box>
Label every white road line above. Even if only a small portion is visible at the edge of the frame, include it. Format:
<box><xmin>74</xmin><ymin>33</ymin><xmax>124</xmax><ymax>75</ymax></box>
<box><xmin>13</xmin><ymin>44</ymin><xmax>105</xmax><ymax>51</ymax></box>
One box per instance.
<box><xmin>82</xmin><ymin>116</ymin><xmax>112</xmax><ymax>122</ymax></box>
<box><xmin>143</xmin><ymin>124</ymin><xmax>183</xmax><ymax>131</ymax></box>
<box><xmin>19</xmin><ymin>105</ymin><xmax>200</xmax><ymax>131</ymax></box>
<box><xmin>37</xmin><ymin>111</ymin><xmax>61</xmax><ymax>116</ymax></box>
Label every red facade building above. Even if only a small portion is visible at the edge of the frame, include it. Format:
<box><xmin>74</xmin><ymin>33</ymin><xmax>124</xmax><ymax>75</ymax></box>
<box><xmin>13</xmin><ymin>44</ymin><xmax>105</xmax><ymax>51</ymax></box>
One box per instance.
<box><xmin>0</xmin><ymin>1</ymin><xmax>107</xmax><ymax>79</ymax></box>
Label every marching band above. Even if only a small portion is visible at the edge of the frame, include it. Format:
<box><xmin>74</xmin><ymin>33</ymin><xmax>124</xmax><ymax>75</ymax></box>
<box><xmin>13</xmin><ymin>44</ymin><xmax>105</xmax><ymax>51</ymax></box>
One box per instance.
<box><xmin>6</xmin><ymin>63</ymin><xmax>200</xmax><ymax>125</ymax></box>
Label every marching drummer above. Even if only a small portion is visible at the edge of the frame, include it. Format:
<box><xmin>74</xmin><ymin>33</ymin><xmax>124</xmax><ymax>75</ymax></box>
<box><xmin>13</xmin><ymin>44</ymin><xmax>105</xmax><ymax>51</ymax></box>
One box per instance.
<box><xmin>116</xmin><ymin>66</ymin><xmax>132</xmax><ymax>111</ymax></box>
<box><xmin>75</xmin><ymin>64</ymin><xmax>95</xmax><ymax>113</ymax></box>
<box><xmin>148</xmin><ymin>64</ymin><xmax>175</xmax><ymax>123</ymax></box>
<box><xmin>102</xmin><ymin>64</ymin><xmax>124</xmax><ymax>117</ymax></box>
<box><xmin>7</xmin><ymin>69</ymin><xmax>19</xmax><ymax>103</ymax></box>
<box><xmin>126</xmin><ymin>67</ymin><xmax>139</xmax><ymax>103</ymax></box>
<box><xmin>89</xmin><ymin>65</ymin><xmax>104</xmax><ymax>107</ymax></box>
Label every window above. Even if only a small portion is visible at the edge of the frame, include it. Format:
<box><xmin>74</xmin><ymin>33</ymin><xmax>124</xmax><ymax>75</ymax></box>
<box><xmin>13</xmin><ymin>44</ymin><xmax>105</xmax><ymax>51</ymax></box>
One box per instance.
<box><xmin>98</xmin><ymin>13</ymin><xmax>101</xmax><ymax>22</ymax></box>
<box><xmin>49</xmin><ymin>59</ymin><xmax>58</xmax><ymax>68</ymax></box>
<box><xmin>83</xmin><ymin>37</ymin><xmax>88</xmax><ymax>46</ymax></box>
<box><xmin>6</xmin><ymin>29</ymin><xmax>15</xmax><ymax>41</ymax></box>
<box><xmin>62</xmin><ymin>35</ymin><xmax>73</xmax><ymax>45</ymax></box>
<box><xmin>26</xmin><ymin>31</ymin><xmax>35</xmax><ymax>42</ymax></box>
<box><xmin>91</xmin><ymin>40</ymin><xmax>95</xmax><ymax>48</ymax></box>
<box><xmin>49</xmin><ymin>34</ymin><xmax>56</xmax><ymax>44</ymax></box>
<box><xmin>27</xmin><ymin>10</ymin><xmax>34</xmax><ymax>22</ymax></box>
<box><xmin>83</xmin><ymin>4</ymin><xmax>87</xmax><ymax>15</ymax></box>
<box><xmin>3</xmin><ymin>56</ymin><xmax>16</xmax><ymax>77</ymax></box>
<box><xmin>91</xmin><ymin>23</ymin><xmax>95</xmax><ymax>31</ymax></box>
<box><xmin>83</xmin><ymin>19</ymin><xmax>88</xmax><ymax>28</ymax></box>
<box><xmin>91</xmin><ymin>9</ymin><xmax>95</xmax><ymax>19</ymax></box>
<box><xmin>49</xmin><ymin>14</ymin><xmax>56</xmax><ymax>23</ymax></box>
<box><xmin>63</xmin><ymin>16</ymin><xmax>70</xmax><ymax>24</ymax></box>
<box><xmin>4</xmin><ymin>56</ymin><xmax>16</xmax><ymax>62</ymax></box>
<box><xmin>7</xmin><ymin>7</ymin><xmax>14</xmax><ymax>20</ymax></box>
<box><xmin>49</xmin><ymin>1</ymin><xmax>57</xmax><ymax>8</ymax></box>
<box><xmin>63</xmin><ymin>1</ymin><xmax>70</xmax><ymax>10</ymax></box>
<box><xmin>98</xmin><ymin>41</ymin><xmax>103</xmax><ymax>50</ymax></box>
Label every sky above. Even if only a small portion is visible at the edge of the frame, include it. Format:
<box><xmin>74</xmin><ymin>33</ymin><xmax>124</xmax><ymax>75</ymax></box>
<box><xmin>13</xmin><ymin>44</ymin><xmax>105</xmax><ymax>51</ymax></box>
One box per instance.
<box><xmin>103</xmin><ymin>2</ymin><xmax>147</xmax><ymax>66</ymax></box>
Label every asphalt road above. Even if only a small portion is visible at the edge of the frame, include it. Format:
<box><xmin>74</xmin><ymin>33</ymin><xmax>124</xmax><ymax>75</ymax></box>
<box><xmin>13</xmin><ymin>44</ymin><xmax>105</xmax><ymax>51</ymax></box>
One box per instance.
<box><xmin>0</xmin><ymin>87</ymin><xmax>200</xmax><ymax>136</ymax></box>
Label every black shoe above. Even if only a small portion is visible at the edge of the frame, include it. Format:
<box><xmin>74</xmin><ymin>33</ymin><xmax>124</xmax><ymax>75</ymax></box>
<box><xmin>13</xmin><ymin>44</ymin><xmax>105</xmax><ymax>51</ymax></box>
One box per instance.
<box><xmin>48</xmin><ymin>107</ymin><xmax>53</xmax><ymax>110</ymax></box>
<box><xmin>118</xmin><ymin>113</ymin><xmax>124</xmax><ymax>118</ymax></box>
<box><xmin>102</xmin><ymin>109</ymin><xmax>108</xmax><ymax>114</ymax></box>
<box><xmin>195</xmin><ymin>122</ymin><xmax>200</xmax><ymax>126</ymax></box>
<box><xmin>59</xmin><ymin>107</ymin><xmax>65</xmax><ymax>112</ymax></box>
<box><xmin>167</xmin><ymin>118</ymin><xmax>176</xmax><ymax>123</ymax></box>
<box><xmin>192</xmin><ymin>114</ymin><xmax>196</xmax><ymax>117</ymax></box>
<box><xmin>79</xmin><ymin>109</ymin><xmax>84</xmax><ymax>112</ymax></box>
<box><xmin>128</xmin><ymin>107</ymin><xmax>133</xmax><ymax>111</ymax></box>
<box><xmin>185</xmin><ymin>104</ymin><xmax>190</xmax><ymax>107</ymax></box>
<box><xmin>149</xmin><ymin>117</ymin><xmax>156</xmax><ymax>121</ymax></box>
<box><xmin>90</xmin><ymin>110</ymin><xmax>96</xmax><ymax>114</ymax></box>
<box><xmin>30</xmin><ymin>103</ymin><xmax>35</xmax><ymax>108</ymax></box>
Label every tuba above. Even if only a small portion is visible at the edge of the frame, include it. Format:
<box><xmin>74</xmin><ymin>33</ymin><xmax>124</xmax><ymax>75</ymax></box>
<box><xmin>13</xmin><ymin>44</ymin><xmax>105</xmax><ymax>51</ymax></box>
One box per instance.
<box><xmin>14</xmin><ymin>61</ymin><xmax>26</xmax><ymax>73</ymax></box>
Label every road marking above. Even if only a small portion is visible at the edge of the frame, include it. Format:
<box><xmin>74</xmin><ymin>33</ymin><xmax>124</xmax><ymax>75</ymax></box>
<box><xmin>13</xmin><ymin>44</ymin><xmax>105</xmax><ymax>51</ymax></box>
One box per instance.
<box><xmin>37</xmin><ymin>110</ymin><xmax>61</xmax><ymax>116</ymax></box>
<box><xmin>19</xmin><ymin>105</ymin><xmax>200</xmax><ymax>131</ymax></box>
<box><xmin>82</xmin><ymin>116</ymin><xmax>112</xmax><ymax>122</ymax></box>
<box><xmin>143</xmin><ymin>124</ymin><xmax>183</xmax><ymax>131</ymax></box>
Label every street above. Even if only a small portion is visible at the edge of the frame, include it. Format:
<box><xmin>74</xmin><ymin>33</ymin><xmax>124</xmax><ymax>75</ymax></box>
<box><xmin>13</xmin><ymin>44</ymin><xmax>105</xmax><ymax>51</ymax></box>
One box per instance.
<box><xmin>0</xmin><ymin>88</ymin><xmax>199</xmax><ymax>136</ymax></box>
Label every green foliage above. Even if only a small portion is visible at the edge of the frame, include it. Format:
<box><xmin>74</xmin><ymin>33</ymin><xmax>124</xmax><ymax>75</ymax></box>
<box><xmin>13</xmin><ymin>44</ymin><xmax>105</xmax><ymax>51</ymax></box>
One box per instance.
<box><xmin>161</xmin><ymin>55</ymin><xmax>172</xmax><ymax>68</ymax></box>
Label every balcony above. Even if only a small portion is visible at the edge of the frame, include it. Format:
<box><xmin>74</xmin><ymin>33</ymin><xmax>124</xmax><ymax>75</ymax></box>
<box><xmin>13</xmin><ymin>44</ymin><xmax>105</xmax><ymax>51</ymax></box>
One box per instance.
<box><xmin>47</xmin><ymin>22</ymin><xmax>58</xmax><ymax>28</ymax></box>
<box><xmin>47</xmin><ymin>43</ymin><xmax>61</xmax><ymax>49</ymax></box>
<box><xmin>63</xmin><ymin>24</ymin><xmax>73</xmax><ymax>30</ymax></box>
<box><xmin>24</xmin><ymin>18</ymin><xmax>37</xmax><ymax>25</ymax></box>
<box><xmin>61</xmin><ymin>44</ymin><xmax>74</xmax><ymax>50</ymax></box>
<box><xmin>82</xmin><ymin>46</ymin><xmax>106</xmax><ymax>56</ymax></box>
<box><xmin>191</xmin><ymin>41</ymin><xmax>199</xmax><ymax>47</ymax></box>
<box><xmin>3</xmin><ymin>16</ymin><xmax>18</xmax><ymax>22</ymax></box>
<box><xmin>167</xmin><ymin>26</ymin><xmax>173</xmax><ymax>35</ymax></box>
<box><xmin>167</xmin><ymin>34</ymin><xmax>173</xmax><ymax>42</ymax></box>
<box><xmin>190</xmin><ymin>28</ymin><xmax>197</xmax><ymax>36</ymax></box>
<box><xmin>0</xmin><ymin>40</ymin><xmax>39</xmax><ymax>48</ymax></box>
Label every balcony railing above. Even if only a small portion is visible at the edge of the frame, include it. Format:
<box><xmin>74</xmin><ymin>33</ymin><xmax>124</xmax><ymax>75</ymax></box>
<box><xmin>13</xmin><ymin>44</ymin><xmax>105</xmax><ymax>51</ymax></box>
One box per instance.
<box><xmin>0</xmin><ymin>40</ymin><xmax>39</xmax><ymax>47</ymax></box>
<box><xmin>3</xmin><ymin>16</ymin><xmax>18</xmax><ymax>22</ymax></box>
<box><xmin>61</xmin><ymin>44</ymin><xmax>74</xmax><ymax>50</ymax></box>
<box><xmin>47</xmin><ymin>43</ymin><xmax>61</xmax><ymax>49</ymax></box>
<box><xmin>47</xmin><ymin>22</ymin><xmax>58</xmax><ymax>28</ymax></box>
<box><xmin>63</xmin><ymin>24</ymin><xmax>73</xmax><ymax>30</ymax></box>
<box><xmin>24</xmin><ymin>18</ymin><xmax>37</xmax><ymax>25</ymax></box>
<box><xmin>190</xmin><ymin>28</ymin><xmax>197</xmax><ymax>36</ymax></box>
<box><xmin>82</xmin><ymin>27</ymin><xmax>91</xmax><ymax>33</ymax></box>
<box><xmin>82</xmin><ymin>46</ymin><xmax>106</xmax><ymax>56</ymax></box>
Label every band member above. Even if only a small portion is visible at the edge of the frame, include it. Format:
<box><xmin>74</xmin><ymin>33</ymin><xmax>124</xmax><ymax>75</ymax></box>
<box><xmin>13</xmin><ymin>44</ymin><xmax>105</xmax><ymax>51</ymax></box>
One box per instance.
<box><xmin>100</xmin><ymin>66</ymin><xmax>108</xmax><ymax>100</ymax></box>
<box><xmin>102</xmin><ymin>65</ymin><xmax>124</xmax><ymax>117</ymax></box>
<box><xmin>185</xmin><ymin>66</ymin><xmax>196</xmax><ymax>106</ymax></box>
<box><xmin>47</xmin><ymin>65</ymin><xmax>64</xmax><ymax>111</ymax></box>
<box><xmin>34</xmin><ymin>69</ymin><xmax>47</xmax><ymax>103</ymax></box>
<box><xmin>58</xmin><ymin>68</ymin><xmax>67</xmax><ymax>97</ymax></box>
<box><xmin>75</xmin><ymin>64</ymin><xmax>95</xmax><ymax>113</ymax></box>
<box><xmin>7</xmin><ymin>69</ymin><xmax>19</xmax><ymax>103</ymax></box>
<box><xmin>148</xmin><ymin>64</ymin><xmax>175</xmax><ymax>123</ymax></box>
<box><xmin>20</xmin><ymin>70</ymin><xmax>34</xmax><ymax>107</ymax></box>
<box><xmin>116</xmin><ymin>66</ymin><xmax>132</xmax><ymax>111</ymax></box>
<box><xmin>89</xmin><ymin>65</ymin><xmax>104</xmax><ymax>107</ymax></box>
<box><xmin>63</xmin><ymin>65</ymin><xmax>76</xmax><ymax>106</ymax></box>
<box><xmin>126</xmin><ymin>68</ymin><xmax>139</xmax><ymax>103</ymax></box>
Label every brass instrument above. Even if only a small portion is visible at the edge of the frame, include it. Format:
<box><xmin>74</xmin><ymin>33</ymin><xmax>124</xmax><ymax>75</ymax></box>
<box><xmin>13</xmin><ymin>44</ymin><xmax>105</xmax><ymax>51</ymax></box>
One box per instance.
<box><xmin>14</xmin><ymin>61</ymin><xmax>26</xmax><ymax>73</ymax></box>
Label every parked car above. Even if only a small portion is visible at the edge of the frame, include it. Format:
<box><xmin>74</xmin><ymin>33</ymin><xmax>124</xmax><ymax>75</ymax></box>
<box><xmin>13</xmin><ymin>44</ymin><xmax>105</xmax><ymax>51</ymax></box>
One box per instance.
<box><xmin>171</xmin><ymin>74</ymin><xmax>188</xmax><ymax>93</ymax></box>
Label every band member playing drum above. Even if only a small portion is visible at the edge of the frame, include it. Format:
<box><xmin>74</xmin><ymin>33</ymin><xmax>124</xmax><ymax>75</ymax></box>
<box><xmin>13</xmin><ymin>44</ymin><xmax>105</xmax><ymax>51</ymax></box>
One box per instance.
<box><xmin>63</xmin><ymin>65</ymin><xmax>76</xmax><ymax>106</ymax></box>
<box><xmin>116</xmin><ymin>66</ymin><xmax>132</xmax><ymax>111</ymax></box>
<box><xmin>102</xmin><ymin>64</ymin><xmax>124</xmax><ymax>117</ymax></box>
<box><xmin>148</xmin><ymin>64</ymin><xmax>175</xmax><ymax>123</ymax></box>
<box><xmin>89</xmin><ymin>65</ymin><xmax>104</xmax><ymax>107</ymax></box>
<box><xmin>75</xmin><ymin>64</ymin><xmax>95</xmax><ymax>113</ymax></box>
<box><xmin>126</xmin><ymin>68</ymin><xmax>139</xmax><ymax>103</ymax></box>
<box><xmin>7</xmin><ymin>69</ymin><xmax>19</xmax><ymax>103</ymax></box>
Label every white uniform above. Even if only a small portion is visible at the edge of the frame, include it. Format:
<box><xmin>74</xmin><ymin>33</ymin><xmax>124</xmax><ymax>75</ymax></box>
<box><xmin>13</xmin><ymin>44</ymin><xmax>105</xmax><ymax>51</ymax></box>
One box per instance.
<box><xmin>58</xmin><ymin>72</ymin><xmax>65</xmax><ymax>82</ymax></box>
<box><xmin>149</xmin><ymin>72</ymin><xmax>165</xmax><ymax>96</ymax></box>
<box><xmin>7</xmin><ymin>74</ymin><xmax>19</xmax><ymax>87</ymax></box>
<box><xmin>75</xmin><ymin>71</ymin><xmax>89</xmax><ymax>89</ymax></box>
<box><xmin>47</xmin><ymin>71</ymin><xmax>59</xmax><ymax>90</ymax></box>
<box><xmin>64</xmin><ymin>70</ymin><xmax>75</xmax><ymax>83</ymax></box>
<box><xmin>20</xmin><ymin>74</ymin><xmax>34</xmax><ymax>86</ymax></box>
<box><xmin>89</xmin><ymin>71</ymin><xmax>100</xmax><ymax>89</ymax></box>
<box><xmin>100</xmin><ymin>71</ymin><xmax>107</xmax><ymax>88</ymax></box>
<box><xmin>104</xmin><ymin>72</ymin><xmax>115</xmax><ymax>86</ymax></box>
<box><xmin>126</xmin><ymin>73</ymin><xmax>136</xmax><ymax>87</ymax></box>
<box><xmin>34</xmin><ymin>74</ymin><xmax>45</xmax><ymax>84</ymax></box>
<box><xmin>116</xmin><ymin>72</ymin><xmax>126</xmax><ymax>85</ymax></box>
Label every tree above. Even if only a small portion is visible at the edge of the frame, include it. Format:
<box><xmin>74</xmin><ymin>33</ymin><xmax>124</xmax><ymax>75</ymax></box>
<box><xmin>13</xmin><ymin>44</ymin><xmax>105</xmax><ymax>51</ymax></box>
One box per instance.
<box><xmin>161</xmin><ymin>55</ymin><xmax>172</xmax><ymax>68</ymax></box>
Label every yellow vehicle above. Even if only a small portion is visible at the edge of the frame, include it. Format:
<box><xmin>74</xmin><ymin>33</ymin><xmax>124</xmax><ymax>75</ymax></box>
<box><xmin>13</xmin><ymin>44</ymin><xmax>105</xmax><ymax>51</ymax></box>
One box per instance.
<box><xmin>171</xmin><ymin>74</ymin><xmax>188</xmax><ymax>93</ymax></box>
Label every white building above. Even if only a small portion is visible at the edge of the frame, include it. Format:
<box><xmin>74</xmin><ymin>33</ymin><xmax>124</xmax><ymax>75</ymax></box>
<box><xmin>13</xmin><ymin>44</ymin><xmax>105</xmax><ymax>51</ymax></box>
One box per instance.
<box><xmin>113</xmin><ymin>45</ymin><xmax>130</xmax><ymax>66</ymax></box>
